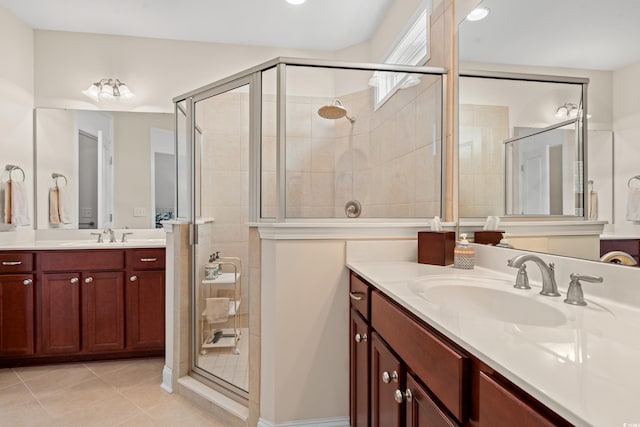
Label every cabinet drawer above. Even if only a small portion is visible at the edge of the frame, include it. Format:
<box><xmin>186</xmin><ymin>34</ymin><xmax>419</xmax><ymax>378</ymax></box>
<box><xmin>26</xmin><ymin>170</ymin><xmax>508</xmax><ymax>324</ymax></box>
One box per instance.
<box><xmin>0</xmin><ymin>252</ymin><xmax>33</xmax><ymax>273</ymax></box>
<box><xmin>37</xmin><ymin>250</ymin><xmax>124</xmax><ymax>272</ymax></box>
<box><xmin>127</xmin><ymin>249</ymin><xmax>165</xmax><ymax>270</ymax></box>
<box><xmin>479</xmin><ymin>372</ymin><xmax>557</xmax><ymax>427</ymax></box>
<box><xmin>372</xmin><ymin>291</ymin><xmax>468</xmax><ymax>423</ymax></box>
<box><xmin>350</xmin><ymin>273</ymin><xmax>370</xmax><ymax>320</ymax></box>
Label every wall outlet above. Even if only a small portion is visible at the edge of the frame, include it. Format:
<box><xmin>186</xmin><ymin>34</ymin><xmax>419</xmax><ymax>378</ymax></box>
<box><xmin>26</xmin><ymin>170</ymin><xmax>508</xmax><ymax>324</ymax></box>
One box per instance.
<box><xmin>133</xmin><ymin>207</ymin><xmax>146</xmax><ymax>217</ymax></box>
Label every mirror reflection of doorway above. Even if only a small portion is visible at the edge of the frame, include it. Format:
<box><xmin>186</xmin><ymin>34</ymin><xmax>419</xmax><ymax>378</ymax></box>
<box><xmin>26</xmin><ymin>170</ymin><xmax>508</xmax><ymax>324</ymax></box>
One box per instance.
<box><xmin>78</xmin><ymin>129</ymin><xmax>114</xmax><ymax>229</ymax></box>
<box><xmin>78</xmin><ymin>131</ymin><xmax>98</xmax><ymax>229</ymax></box>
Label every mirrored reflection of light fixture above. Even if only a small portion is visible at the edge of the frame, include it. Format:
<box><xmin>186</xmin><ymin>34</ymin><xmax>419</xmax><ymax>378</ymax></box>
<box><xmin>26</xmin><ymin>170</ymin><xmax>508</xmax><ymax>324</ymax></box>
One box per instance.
<box><xmin>466</xmin><ymin>7</ymin><xmax>490</xmax><ymax>21</ymax></box>
<box><xmin>82</xmin><ymin>78</ymin><xmax>135</xmax><ymax>101</ymax></box>
<box><xmin>554</xmin><ymin>102</ymin><xmax>591</xmax><ymax>119</ymax></box>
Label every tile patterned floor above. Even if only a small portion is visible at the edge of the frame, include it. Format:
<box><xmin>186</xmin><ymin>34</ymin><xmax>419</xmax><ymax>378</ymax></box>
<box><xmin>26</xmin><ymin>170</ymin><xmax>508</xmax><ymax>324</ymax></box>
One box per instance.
<box><xmin>198</xmin><ymin>328</ymin><xmax>249</xmax><ymax>391</ymax></box>
<box><xmin>0</xmin><ymin>358</ymin><xmax>229</xmax><ymax>427</ymax></box>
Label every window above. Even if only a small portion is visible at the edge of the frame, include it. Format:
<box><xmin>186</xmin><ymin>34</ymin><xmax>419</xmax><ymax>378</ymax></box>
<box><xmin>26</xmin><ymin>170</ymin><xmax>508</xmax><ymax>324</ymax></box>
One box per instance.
<box><xmin>372</xmin><ymin>3</ymin><xmax>431</xmax><ymax>109</ymax></box>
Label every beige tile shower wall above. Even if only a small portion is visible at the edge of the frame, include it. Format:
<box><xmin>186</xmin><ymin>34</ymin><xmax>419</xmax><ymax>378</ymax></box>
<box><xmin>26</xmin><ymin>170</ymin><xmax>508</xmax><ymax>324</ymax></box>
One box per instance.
<box><xmin>285</xmin><ymin>95</ymin><xmax>337</xmax><ymax>217</ymax></box>
<box><xmin>334</xmin><ymin>75</ymin><xmax>443</xmax><ymax>218</ymax></box>
<box><xmin>458</xmin><ymin>104</ymin><xmax>509</xmax><ymax>217</ymax></box>
<box><xmin>196</xmin><ymin>90</ymin><xmax>250</xmax><ymax>316</ymax></box>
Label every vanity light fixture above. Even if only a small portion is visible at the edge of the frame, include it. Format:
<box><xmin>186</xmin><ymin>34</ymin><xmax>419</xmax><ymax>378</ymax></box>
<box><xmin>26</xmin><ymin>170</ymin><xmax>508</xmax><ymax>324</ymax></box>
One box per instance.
<box><xmin>82</xmin><ymin>78</ymin><xmax>134</xmax><ymax>101</ymax></box>
<box><xmin>466</xmin><ymin>7</ymin><xmax>490</xmax><ymax>22</ymax></box>
<box><xmin>555</xmin><ymin>102</ymin><xmax>591</xmax><ymax>119</ymax></box>
<box><xmin>285</xmin><ymin>0</ymin><xmax>306</xmax><ymax>4</ymax></box>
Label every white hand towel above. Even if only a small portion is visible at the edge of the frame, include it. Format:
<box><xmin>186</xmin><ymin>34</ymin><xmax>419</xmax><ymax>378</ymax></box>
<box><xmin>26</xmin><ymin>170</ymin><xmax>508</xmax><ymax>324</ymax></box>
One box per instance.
<box><xmin>57</xmin><ymin>186</ymin><xmax>72</xmax><ymax>224</ymax></box>
<box><xmin>10</xmin><ymin>181</ymin><xmax>30</xmax><ymax>226</ymax></box>
<box><xmin>205</xmin><ymin>297</ymin><xmax>230</xmax><ymax>323</ymax></box>
<box><xmin>2</xmin><ymin>181</ymin><xmax>10</xmax><ymax>224</ymax></box>
<box><xmin>627</xmin><ymin>187</ymin><xmax>640</xmax><ymax>221</ymax></box>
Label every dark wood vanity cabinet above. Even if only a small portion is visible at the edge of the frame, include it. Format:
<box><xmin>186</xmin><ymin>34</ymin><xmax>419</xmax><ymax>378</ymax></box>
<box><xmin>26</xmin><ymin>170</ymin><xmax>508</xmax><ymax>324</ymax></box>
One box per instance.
<box><xmin>126</xmin><ymin>249</ymin><xmax>165</xmax><ymax>350</ymax></box>
<box><xmin>349</xmin><ymin>271</ymin><xmax>572</xmax><ymax>427</ymax></box>
<box><xmin>0</xmin><ymin>247</ymin><xmax>165</xmax><ymax>366</ymax></box>
<box><xmin>350</xmin><ymin>274</ymin><xmax>371</xmax><ymax>427</ymax></box>
<box><xmin>38</xmin><ymin>250</ymin><xmax>126</xmax><ymax>355</ymax></box>
<box><xmin>0</xmin><ymin>252</ymin><xmax>34</xmax><ymax>356</ymax></box>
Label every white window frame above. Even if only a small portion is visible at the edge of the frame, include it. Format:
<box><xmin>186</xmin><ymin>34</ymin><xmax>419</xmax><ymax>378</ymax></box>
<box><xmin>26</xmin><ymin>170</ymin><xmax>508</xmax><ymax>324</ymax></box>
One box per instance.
<box><xmin>373</xmin><ymin>2</ymin><xmax>431</xmax><ymax>110</ymax></box>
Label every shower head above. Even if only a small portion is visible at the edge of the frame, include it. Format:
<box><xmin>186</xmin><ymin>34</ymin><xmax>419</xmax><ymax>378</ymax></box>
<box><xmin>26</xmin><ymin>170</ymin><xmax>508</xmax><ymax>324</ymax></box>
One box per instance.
<box><xmin>317</xmin><ymin>99</ymin><xmax>355</xmax><ymax>123</ymax></box>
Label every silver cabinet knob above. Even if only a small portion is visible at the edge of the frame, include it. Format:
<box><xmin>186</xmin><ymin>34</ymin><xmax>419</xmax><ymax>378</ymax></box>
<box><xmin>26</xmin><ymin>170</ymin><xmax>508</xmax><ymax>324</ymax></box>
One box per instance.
<box><xmin>84</xmin><ymin>277</ymin><xmax>94</xmax><ymax>284</ymax></box>
<box><xmin>23</xmin><ymin>279</ymin><xmax>33</xmax><ymax>286</ymax></box>
<box><xmin>382</xmin><ymin>371</ymin><xmax>398</xmax><ymax>384</ymax></box>
<box><xmin>394</xmin><ymin>388</ymin><xmax>413</xmax><ymax>404</ymax></box>
<box><xmin>354</xmin><ymin>333</ymin><xmax>367</xmax><ymax>343</ymax></box>
<box><xmin>70</xmin><ymin>277</ymin><xmax>79</xmax><ymax>284</ymax></box>
<box><xmin>129</xmin><ymin>275</ymin><xmax>138</xmax><ymax>282</ymax></box>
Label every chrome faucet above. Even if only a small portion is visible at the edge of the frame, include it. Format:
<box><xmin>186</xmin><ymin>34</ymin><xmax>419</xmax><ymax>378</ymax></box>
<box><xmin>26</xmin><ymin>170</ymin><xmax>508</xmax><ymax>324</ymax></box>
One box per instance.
<box><xmin>507</xmin><ymin>254</ymin><xmax>561</xmax><ymax>297</ymax></box>
<box><xmin>564</xmin><ymin>273</ymin><xmax>603</xmax><ymax>306</ymax></box>
<box><xmin>103</xmin><ymin>228</ymin><xmax>117</xmax><ymax>243</ymax></box>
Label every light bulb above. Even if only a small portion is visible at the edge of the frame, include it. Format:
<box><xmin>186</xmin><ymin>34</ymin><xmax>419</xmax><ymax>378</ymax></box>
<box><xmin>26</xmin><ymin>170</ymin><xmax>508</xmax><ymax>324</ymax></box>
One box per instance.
<box><xmin>466</xmin><ymin>7</ymin><xmax>490</xmax><ymax>21</ymax></box>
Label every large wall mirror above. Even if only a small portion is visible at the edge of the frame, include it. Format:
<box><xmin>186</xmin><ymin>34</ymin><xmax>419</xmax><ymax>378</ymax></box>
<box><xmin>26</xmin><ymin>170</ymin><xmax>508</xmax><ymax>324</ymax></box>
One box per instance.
<box><xmin>457</xmin><ymin>0</ymin><xmax>640</xmax><ymax>266</ymax></box>
<box><xmin>35</xmin><ymin>109</ymin><xmax>175</xmax><ymax>230</ymax></box>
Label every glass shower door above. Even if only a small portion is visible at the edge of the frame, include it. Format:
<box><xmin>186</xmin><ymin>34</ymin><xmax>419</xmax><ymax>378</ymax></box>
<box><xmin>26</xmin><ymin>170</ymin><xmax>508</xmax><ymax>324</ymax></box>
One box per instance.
<box><xmin>191</xmin><ymin>78</ymin><xmax>252</xmax><ymax>398</ymax></box>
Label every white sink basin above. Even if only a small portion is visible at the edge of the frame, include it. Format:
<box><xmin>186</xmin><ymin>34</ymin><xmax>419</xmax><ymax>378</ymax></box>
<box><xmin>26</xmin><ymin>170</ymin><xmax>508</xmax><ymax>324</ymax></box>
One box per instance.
<box><xmin>408</xmin><ymin>275</ymin><xmax>567</xmax><ymax>327</ymax></box>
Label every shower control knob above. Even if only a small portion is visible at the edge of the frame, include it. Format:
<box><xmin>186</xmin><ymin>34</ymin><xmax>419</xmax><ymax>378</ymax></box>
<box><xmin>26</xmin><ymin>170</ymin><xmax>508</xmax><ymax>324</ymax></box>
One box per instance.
<box><xmin>382</xmin><ymin>371</ymin><xmax>398</xmax><ymax>384</ymax></box>
<box><xmin>129</xmin><ymin>275</ymin><xmax>138</xmax><ymax>282</ymax></box>
<box><xmin>354</xmin><ymin>333</ymin><xmax>367</xmax><ymax>343</ymax></box>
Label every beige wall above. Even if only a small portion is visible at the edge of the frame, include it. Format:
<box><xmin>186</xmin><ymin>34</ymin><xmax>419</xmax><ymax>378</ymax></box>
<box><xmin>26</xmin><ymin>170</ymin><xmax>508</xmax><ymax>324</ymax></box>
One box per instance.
<box><xmin>35</xmin><ymin>109</ymin><xmax>77</xmax><ymax>228</ymax></box>
<box><xmin>612</xmin><ymin>60</ymin><xmax>640</xmax><ymax>235</ymax></box>
<box><xmin>260</xmin><ymin>239</ymin><xmax>349</xmax><ymax>424</ymax></box>
<box><xmin>0</xmin><ymin>6</ymin><xmax>34</xmax><ymax>227</ymax></box>
<box><xmin>34</xmin><ymin>30</ymin><xmax>333</xmax><ymax>113</ymax></box>
<box><xmin>113</xmin><ymin>112</ymin><xmax>173</xmax><ymax>228</ymax></box>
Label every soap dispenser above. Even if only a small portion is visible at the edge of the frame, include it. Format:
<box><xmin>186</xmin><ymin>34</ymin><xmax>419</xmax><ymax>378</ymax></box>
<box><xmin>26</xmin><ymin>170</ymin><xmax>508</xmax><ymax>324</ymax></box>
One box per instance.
<box><xmin>454</xmin><ymin>234</ymin><xmax>475</xmax><ymax>269</ymax></box>
<box><xmin>204</xmin><ymin>251</ymin><xmax>221</xmax><ymax>280</ymax></box>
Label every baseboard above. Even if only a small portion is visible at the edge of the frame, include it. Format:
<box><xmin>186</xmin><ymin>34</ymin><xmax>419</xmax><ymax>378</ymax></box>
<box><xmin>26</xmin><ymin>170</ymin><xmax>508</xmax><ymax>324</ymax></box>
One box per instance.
<box><xmin>160</xmin><ymin>365</ymin><xmax>173</xmax><ymax>393</ymax></box>
<box><xmin>177</xmin><ymin>376</ymin><xmax>248</xmax><ymax>427</ymax></box>
<box><xmin>257</xmin><ymin>416</ymin><xmax>349</xmax><ymax>427</ymax></box>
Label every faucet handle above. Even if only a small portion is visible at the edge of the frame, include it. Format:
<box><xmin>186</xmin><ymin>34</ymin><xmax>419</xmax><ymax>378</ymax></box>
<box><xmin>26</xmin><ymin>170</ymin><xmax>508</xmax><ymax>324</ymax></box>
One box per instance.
<box><xmin>90</xmin><ymin>232</ymin><xmax>103</xmax><ymax>243</ymax></box>
<box><xmin>564</xmin><ymin>273</ymin><xmax>603</xmax><ymax>306</ymax></box>
<box><xmin>121</xmin><ymin>232</ymin><xmax>133</xmax><ymax>243</ymax></box>
<box><xmin>513</xmin><ymin>265</ymin><xmax>531</xmax><ymax>290</ymax></box>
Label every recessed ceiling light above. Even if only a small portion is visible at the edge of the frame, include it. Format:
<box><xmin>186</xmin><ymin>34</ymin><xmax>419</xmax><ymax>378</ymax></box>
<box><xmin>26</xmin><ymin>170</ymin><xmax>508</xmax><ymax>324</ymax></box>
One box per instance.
<box><xmin>286</xmin><ymin>0</ymin><xmax>306</xmax><ymax>5</ymax></box>
<box><xmin>466</xmin><ymin>7</ymin><xmax>490</xmax><ymax>22</ymax></box>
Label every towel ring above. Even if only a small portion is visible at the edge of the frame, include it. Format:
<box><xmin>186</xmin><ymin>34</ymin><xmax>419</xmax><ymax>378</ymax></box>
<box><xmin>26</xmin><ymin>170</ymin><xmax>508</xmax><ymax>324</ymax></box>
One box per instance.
<box><xmin>4</xmin><ymin>165</ymin><xmax>25</xmax><ymax>182</ymax></box>
<box><xmin>51</xmin><ymin>172</ymin><xmax>68</xmax><ymax>187</ymax></box>
<box><xmin>628</xmin><ymin>175</ymin><xmax>640</xmax><ymax>189</ymax></box>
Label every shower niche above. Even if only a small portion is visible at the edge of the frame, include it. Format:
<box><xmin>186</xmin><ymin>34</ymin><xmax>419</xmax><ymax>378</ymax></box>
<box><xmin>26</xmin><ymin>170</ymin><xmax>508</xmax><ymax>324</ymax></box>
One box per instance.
<box><xmin>174</xmin><ymin>58</ymin><xmax>447</xmax><ymax>400</ymax></box>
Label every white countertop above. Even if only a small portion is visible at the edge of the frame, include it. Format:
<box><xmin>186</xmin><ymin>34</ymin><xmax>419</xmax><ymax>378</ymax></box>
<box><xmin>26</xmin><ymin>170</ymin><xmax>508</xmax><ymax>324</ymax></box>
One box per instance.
<box><xmin>347</xmin><ymin>259</ymin><xmax>640</xmax><ymax>427</ymax></box>
<box><xmin>0</xmin><ymin>239</ymin><xmax>166</xmax><ymax>250</ymax></box>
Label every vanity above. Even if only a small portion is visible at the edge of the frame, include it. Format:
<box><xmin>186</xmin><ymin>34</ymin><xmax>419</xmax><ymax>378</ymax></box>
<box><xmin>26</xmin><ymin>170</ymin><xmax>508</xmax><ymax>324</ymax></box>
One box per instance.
<box><xmin>0</xmin><ymin>241</ymin><xmax>165</xmax><ymax>366</ymax></box>
<box><xmin>347</xmin><ymin>241</ymin><xmax>640</xmax><ymax>427</ymax></box>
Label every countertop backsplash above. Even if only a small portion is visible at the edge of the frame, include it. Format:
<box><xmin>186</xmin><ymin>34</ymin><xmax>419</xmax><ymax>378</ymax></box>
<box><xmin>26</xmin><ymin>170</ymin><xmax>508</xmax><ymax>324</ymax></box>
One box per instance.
<box><xmin>346</xmin><ymin>239</ymin><xmax>640</xmax><ymax>309</ymax></box>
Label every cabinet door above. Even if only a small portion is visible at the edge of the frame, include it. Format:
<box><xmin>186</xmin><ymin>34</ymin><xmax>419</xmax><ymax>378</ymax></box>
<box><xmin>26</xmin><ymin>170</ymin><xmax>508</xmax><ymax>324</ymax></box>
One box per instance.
<box><xmin>406</xmin><ymin>374</ymin><xmax>458</xmax><ymax>427</ymax></box>
<box><xmin>479</xmin><ymin>372</ymin><xmax>557</xmax><ymax>427</ymax></box>
<box><xmin>126</xmin><ymin>270</ymin><xmax>165</xmax><ymax>350</ymax></box>
<box><xmin>0</xmin><ymin>274</ymin><xmax>34</xmax><ymax>356</ymax></box>
<box><xmin>40</xmin><ymin>273</ymin><xmax>80</xmax><ymax>354</ymax></box>
<box><xmin>350</xmin><ymin>309</ymin><xmax>370</xmax><ymax>427</ymax></box>
<box><xmin>82</xmin><ymin>271</ymin><xmax>125</xmax><ymax>352</ymax></box>
<box><xmin>371</xmin><ymin>332</ymin><xmax>404</xmax><ymax>427</ymax></box>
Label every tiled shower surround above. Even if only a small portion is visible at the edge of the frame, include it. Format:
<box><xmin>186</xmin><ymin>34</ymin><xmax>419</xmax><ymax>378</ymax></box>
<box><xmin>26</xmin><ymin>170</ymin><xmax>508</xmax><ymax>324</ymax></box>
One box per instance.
<box><xmin>261</xmin><ymin>72</ymin><xmax>444</xmax><ymax>219</ymax></box>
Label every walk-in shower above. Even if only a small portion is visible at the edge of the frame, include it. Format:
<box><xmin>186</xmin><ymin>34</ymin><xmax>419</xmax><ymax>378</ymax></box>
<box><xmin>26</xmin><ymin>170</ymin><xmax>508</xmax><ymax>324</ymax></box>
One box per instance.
<box><xmin>174</xmin><ymin>57</ymin><xmax>447</xmax><ymax>400</ymax></box>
